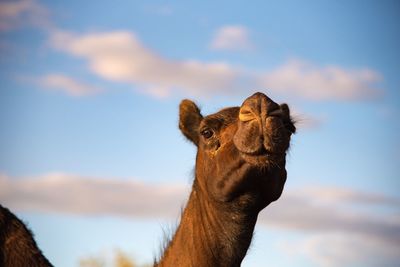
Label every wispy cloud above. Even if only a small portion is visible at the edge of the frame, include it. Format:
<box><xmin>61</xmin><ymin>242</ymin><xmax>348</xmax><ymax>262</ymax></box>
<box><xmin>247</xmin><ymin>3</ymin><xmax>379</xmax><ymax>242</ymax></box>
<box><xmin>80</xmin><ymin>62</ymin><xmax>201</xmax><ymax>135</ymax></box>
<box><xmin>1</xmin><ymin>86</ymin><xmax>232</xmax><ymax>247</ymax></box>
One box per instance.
<box><xmin>282</xmin><ymin>232</ymin><xmax>400</xmax><ymax>267</ymax></box>
<box><xmin>0</xmin><ymin>0</ymin><xmax>52</xmax><ymax>31</ymax></box>
<box><xmin>0</xmin><ymin>0</ymin><xmax>384</xmax><ymax>102</ymax></box>
<box><xmin>0</xmin><ymin>173</ymin><xmax>187</xmax><ymax>218</ymax></box>
<box><xmin>262</xmin><ymin>185</ymin><xmax>400</xmax><ymax>266</ymax></box>
<box><xmin>210</xmin><ymin>25</ymin><xmax>254</xmax><ymax>51</ymax></box>
<box><xmin>48</xmin><ymin>30</ymin><xmax>382</xmax><ymax>101</ymax></box>
<box><xmin>38</xmin><ymin>74</ymin><xmax>103</xmax><ymax>97</ymax></box>
<box><xmin>261</xmin><ymin>59</ymin><xmax>383</xmax><ymax>101</ymax></box>
<box><xmin>260</xmin><ymin>186</ymin><xmax>400</xmax><ymax>243</ymax></box>
<box><xmin>1</xmin><ymin>173</ymin><xmax>399</xmax><ymax>266</ymax></box>
<box><xmin>49</xmin><ymin>30</ymin><xmax>239</xmax><ymax>98</ymax></box>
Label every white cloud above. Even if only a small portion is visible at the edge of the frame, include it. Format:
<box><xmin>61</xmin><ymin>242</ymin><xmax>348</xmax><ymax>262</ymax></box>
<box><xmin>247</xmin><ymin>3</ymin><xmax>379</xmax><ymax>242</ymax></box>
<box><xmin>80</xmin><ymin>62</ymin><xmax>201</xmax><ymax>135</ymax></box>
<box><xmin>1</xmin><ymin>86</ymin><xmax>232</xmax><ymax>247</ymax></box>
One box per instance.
<box><xmin>259</xmin><ymin>185</ymin><xmax>400</xmax><ymax>266</ymax></box>
<box><xmin>0</xmin><ymin>0</ymin><xmax>52</xmax><ymax>31</ymax></box>
<box><xmin>210</xmin><ymin>25</ymin><xmax>254</xmax><ymax>51</ymax></box>
<box><xmin>49</xmin><ymin>30</ymin><xmax>239</xmax><ymax>98</ymax></box>
<box><xmin>48</xmin><ymin>30</ymin><xmax>382</xmax><ymax>101</ymax></box>
<box><xmin>295</xmin><ymin>186</ymin><xmax>400</xmax><ymax>206</ymax></box>
<box><xmin>281</xmin><ymin>233</ymin><xmax>400</xmax><ymax>267</ymax></box>
<box><xmin>260</xmin><ymin>186</ymin><xmax>400</xmax><ymax>244</ymax></box>
<box><xmin>260</xmin><ymin>59</ymin><xmax>382</xmax><ymax>101</ymax></box>
<box><xmin>38</xmin><ymin>74</ymin><xmax>103</xmax><ymax>97</ymax></box>
<box><xmin>0</xmin><ymin>173</ymin><xmax>187</xmax><ymax>218</ymax></box>
<box><xmin>0</xmin><ymin>0</ymin><xmax>384</xmax><ymax>102</ymax></box>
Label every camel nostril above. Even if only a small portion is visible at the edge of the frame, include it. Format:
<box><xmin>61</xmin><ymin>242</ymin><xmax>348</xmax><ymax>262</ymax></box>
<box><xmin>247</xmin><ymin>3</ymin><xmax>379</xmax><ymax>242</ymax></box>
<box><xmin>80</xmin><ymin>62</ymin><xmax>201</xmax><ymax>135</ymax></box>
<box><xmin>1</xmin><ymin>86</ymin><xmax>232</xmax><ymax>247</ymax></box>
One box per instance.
<box><xmin>239</xmin><ymin>107</ymin><xmax>256</xmax><ymax>122</ymax></box>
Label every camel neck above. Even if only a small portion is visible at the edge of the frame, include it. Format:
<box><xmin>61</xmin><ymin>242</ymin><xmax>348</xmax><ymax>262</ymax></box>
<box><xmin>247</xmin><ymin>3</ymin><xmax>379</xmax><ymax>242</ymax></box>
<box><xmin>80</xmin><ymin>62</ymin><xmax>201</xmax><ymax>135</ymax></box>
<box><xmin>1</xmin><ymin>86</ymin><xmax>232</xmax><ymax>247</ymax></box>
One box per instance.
<box><xmin>156</xmin><ymin>185</ymin><xmax>258</xmax><ymax>267</ymax></box>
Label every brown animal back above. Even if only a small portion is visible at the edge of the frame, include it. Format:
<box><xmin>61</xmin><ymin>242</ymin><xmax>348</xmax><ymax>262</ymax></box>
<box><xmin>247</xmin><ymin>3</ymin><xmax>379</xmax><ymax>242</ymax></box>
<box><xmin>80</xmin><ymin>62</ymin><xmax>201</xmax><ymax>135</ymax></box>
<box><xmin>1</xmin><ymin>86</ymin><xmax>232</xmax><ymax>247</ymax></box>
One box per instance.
<box><xmin>0</xmin><ymin>205</ymin><xmax>53</xmax><ymax>267</ymax></box>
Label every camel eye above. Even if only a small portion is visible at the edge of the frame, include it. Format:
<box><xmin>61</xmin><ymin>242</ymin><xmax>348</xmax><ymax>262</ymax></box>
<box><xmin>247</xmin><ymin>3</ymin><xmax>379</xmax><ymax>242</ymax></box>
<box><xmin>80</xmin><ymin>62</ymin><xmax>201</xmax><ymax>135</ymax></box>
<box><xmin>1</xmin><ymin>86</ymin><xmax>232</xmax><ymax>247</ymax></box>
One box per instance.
<box><xmin>201</xmin><ymin>129</ymin><xmax>214</xmax><ymax>139</ymax></box>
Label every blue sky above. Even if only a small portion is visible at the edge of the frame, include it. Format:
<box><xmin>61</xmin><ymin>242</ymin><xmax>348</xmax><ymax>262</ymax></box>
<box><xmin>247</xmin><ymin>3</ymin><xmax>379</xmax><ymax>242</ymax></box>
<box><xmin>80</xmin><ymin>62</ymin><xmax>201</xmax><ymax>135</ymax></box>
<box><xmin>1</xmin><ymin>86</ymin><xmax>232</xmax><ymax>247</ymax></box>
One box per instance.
<box><xmin>0</xmin><ymin>1</ymin><xmax>399</xmax><ymax>266</ymax></box>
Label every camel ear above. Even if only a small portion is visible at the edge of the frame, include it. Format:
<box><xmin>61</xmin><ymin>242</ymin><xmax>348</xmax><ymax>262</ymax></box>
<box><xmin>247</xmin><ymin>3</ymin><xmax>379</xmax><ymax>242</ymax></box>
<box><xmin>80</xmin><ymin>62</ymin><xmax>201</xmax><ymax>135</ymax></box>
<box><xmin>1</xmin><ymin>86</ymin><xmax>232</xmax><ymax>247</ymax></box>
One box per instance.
<box><xmin>280</xmin><ymin>103</ymin><xmax>296</xmax><ymax>134</ymax></box>
<box><xmin>179</xmin><ymin>99</ymin><xmax>203</xmax><ymax>145</ymax></box>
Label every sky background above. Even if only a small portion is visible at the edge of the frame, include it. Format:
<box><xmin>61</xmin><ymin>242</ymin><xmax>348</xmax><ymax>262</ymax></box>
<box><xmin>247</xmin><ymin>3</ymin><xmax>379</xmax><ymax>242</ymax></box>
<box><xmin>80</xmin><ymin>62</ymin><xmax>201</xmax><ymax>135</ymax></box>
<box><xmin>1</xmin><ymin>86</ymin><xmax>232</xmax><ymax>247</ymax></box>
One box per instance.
<box><xmin>0</xmin><ymin>0</ymin><xmax>399</xmax><ymax>266</ymax></box>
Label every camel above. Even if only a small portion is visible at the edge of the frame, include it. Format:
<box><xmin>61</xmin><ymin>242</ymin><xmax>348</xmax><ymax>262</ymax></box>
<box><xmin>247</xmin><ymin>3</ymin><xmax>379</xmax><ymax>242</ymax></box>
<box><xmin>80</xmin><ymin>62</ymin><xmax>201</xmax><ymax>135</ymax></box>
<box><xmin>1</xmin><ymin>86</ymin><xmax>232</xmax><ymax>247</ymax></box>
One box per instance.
<box><xmin>155</xmin><ymin>92</ymin><xmax>295</xmax><ymax>266</ymax></box>
<box><xmin>0</xmin><ymin>92</ymin><xmax>295</xmax><ymax>267</ymax></box>
<box><xmin>0</xmin><ymin>205</ymin><xmax>53</xmax><ymax>267</ymax></box>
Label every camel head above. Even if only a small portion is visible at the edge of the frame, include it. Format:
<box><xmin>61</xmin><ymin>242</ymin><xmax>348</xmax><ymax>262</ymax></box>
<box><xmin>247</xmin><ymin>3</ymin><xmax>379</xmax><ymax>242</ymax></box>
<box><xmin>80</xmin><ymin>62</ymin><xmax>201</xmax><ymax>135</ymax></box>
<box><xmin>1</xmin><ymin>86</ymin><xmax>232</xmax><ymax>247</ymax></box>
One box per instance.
<box><xmin>179</xmin><ymin>92</ymin><xmax>295</xmax><ymax>212</ymax></box>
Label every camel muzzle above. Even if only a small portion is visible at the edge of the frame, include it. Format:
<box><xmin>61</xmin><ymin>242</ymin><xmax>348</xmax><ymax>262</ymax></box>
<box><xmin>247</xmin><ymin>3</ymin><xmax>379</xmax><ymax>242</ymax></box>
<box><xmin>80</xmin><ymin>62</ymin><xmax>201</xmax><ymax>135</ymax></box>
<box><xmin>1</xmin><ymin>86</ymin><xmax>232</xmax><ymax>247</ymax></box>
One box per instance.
<box><xmin>234</xmin><ymin>92</ymin><xmax>289</xmax><ymax>159</ymax></box>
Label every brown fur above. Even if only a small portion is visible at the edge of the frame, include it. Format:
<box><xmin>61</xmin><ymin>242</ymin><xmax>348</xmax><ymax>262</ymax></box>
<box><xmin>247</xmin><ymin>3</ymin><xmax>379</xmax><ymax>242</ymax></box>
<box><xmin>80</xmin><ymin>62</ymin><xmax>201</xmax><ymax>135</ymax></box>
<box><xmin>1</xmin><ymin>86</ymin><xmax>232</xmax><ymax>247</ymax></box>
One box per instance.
<box><xmin>156</xmin><ymin>92</ymin><xmax>295</xmax><ymax>267</ymax></box>
<box><xmin>0</xmin><ymin>205</ymin><xmax>53</xmax><ymax>267</ymax></box>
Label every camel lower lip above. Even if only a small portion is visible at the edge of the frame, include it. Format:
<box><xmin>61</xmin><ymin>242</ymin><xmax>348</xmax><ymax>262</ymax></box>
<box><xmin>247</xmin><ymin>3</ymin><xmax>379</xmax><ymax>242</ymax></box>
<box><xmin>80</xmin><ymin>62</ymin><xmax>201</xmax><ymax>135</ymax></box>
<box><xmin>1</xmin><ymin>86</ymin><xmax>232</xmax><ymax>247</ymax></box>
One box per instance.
<box><xmin>241</xmin><ymin>150</ymin><xmax>283</xmax><ymax>165</ymax></box>
<box><xmin>242</xmin><ymin>148</ymin><xmax>280</xmax><ymax>157</ymax></box>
